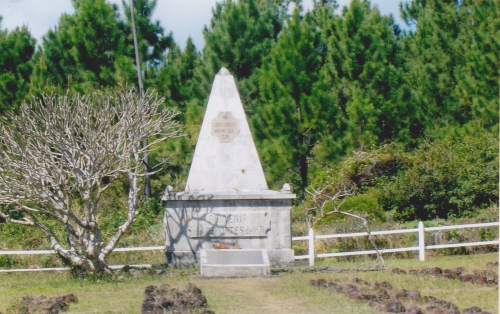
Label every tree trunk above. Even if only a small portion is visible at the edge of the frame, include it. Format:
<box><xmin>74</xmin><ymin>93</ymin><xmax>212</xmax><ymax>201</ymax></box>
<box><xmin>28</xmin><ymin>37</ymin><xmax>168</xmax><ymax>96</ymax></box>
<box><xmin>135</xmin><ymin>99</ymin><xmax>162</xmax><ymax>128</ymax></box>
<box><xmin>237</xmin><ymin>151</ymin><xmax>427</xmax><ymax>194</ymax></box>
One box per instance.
<box><xmin>298</xmin><ymin>134</ymin><xmax>308</xmax><ymax>193</ymax></box>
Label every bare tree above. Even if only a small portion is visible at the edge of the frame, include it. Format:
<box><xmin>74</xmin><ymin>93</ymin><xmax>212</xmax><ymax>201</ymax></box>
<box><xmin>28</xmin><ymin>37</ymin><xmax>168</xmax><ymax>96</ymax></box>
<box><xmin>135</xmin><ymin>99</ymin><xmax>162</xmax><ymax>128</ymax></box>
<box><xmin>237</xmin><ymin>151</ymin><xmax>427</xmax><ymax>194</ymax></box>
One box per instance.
<box><xmin>0</xmin><ymin>88</ymin><xmax>181</xmax><ymax>275</ymax></box>
<box><xmin>305</xmin><ymin>185</ymin><xmax>386</xmax><ymax>267</ymax></box>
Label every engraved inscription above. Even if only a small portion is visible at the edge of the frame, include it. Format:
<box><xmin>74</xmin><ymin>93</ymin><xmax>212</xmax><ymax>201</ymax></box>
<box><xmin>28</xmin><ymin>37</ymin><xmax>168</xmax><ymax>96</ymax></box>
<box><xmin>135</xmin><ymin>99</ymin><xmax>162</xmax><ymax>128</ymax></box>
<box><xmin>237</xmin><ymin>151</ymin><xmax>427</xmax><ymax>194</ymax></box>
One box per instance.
<box><xmin>211</xmin><ymin>111</ymin><xmax>239</xmax><ymax>143</ymax></box>
<box><xmin>187</xmin><ymin>212</ymin><xmax>270</xmax><ymax>238</ymax></box>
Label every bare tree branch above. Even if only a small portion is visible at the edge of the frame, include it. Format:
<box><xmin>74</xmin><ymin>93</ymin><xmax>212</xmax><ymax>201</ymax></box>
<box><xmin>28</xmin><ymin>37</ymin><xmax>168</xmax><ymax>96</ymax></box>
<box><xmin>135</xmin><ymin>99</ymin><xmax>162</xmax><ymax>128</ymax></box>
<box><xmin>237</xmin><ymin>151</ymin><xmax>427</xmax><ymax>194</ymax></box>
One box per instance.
<box><xmin>305</xmin><ymin>185</ymin><xmax>386</xmax><ymax>268</ymax></box>
<box><xmin>0</xmin><ymin>88</ymin><xmax>182</xmax><ymax>275</ymax></box>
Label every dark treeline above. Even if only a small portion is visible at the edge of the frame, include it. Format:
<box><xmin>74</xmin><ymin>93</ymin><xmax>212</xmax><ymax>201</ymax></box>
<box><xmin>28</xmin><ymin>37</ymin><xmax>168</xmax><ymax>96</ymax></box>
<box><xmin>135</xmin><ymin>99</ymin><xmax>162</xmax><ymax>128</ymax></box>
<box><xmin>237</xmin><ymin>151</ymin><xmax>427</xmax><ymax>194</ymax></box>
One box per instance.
<box><xmin>0</xmin><ymin>0</ymin><xmax>498</xmax><ymax>222</ymax></box>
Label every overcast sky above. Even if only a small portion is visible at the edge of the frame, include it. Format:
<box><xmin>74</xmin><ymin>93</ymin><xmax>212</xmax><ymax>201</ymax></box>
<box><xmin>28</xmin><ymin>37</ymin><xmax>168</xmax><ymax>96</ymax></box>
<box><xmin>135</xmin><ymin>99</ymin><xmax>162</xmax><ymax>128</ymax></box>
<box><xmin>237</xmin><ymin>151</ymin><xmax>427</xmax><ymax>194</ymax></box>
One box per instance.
<box><xmin>0</xmin><ymin>0</ymin><xmax>407</xmax><ymax>50</ymax></box>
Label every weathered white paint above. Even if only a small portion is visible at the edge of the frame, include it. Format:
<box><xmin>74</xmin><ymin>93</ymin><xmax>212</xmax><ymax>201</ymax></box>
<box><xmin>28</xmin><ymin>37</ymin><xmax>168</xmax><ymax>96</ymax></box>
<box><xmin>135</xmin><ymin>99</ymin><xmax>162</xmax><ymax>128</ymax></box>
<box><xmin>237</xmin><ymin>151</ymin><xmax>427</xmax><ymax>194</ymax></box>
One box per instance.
<box><xmin>185</xmin><ymin>67</ymin><xmax>268</xmax><ymax>192</ymax></box>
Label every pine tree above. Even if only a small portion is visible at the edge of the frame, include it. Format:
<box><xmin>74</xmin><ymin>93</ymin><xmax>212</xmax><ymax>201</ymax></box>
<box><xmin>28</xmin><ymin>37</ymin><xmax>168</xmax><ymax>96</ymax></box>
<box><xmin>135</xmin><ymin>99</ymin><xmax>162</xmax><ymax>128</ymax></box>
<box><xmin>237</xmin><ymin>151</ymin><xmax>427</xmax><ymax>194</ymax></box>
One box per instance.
<box><xmin>256</xmin><ymin>6</ymin><xmax>333</xmax><ymax>194</ymax></box>
<box><xmin>401</xmin><ymin>0</ymin><xmax>499</xmax><ymax>135</ymax></box>
<box><xmin>151</xmin><ymin>38</ymin><xmax>202</xmax><ymax>191</ymax></box>
<box><xmin>122</xmin><ymin>0</ymin><xmax>174</xmax><ymax>89</ymax></box>
<box><xmin>323</xmin><ymin>0</ymin><xmax>412</xmax><ymax>154</ymax></box>
<box><xmin>30</xmin><ymin>0</ymin><xmax>134</xmax><ymax>93</ymax></box>
<box><xmin>0</xmin><ymin>17</ymin><xmax>36</xmax><ymax>112</ymax></box>
<box><xmin>458</xmin><ymin>0</ymin><xmax>499</xmax><ymax>129</ymax></box>
<box><xmin>157</xmin><ymin>38</ymin><xmax>200</xmax><ymax>119</ymax></box>
<box><xmin>196</xmin><ymin>0</ymin><xmax>288</xmax><ymax>106</ymax></box>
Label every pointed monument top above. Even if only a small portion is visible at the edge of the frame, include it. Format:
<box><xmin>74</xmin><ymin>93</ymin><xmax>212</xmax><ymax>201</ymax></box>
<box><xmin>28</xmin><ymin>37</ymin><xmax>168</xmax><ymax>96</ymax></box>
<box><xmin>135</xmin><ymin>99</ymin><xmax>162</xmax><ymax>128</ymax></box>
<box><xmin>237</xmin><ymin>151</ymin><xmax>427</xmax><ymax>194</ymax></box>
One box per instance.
<box><xmin>217</xmin><ymin>67</ymin><xmax>231</xmax><ymax>76</ymax></box>
<box><xmin>185</xmin><ymin>68</ymin><xmax>268</xmax><ymax>192</ymax></box>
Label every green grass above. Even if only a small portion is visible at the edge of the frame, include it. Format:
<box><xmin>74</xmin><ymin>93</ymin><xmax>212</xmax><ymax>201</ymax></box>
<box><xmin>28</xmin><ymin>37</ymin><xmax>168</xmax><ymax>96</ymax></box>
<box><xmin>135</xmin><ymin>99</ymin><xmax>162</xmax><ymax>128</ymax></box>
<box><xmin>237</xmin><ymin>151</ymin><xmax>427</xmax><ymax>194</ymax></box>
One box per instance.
<box><xmin>0</xmin><ymin>253</ymin><xmax>497</xmax><ymax>313</ymax></box>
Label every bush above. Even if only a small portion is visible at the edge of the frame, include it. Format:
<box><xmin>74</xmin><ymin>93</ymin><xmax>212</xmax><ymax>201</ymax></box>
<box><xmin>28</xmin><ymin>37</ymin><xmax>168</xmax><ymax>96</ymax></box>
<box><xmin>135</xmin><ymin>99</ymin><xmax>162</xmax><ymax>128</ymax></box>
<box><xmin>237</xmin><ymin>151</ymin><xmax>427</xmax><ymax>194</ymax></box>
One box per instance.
<box><xmin>305</xmin><ymin>144</ymin><xmax>402</xmax><ymax>225</ymax></box>
<box><xmin>378</xmin><ymin>126</ymin><xmax>498</xmax><ymax>220</ymax></box>
<box><xmin>306</xmin><ymin>122</ymin><xmax>498</xmax><ymax>224</ymax></box>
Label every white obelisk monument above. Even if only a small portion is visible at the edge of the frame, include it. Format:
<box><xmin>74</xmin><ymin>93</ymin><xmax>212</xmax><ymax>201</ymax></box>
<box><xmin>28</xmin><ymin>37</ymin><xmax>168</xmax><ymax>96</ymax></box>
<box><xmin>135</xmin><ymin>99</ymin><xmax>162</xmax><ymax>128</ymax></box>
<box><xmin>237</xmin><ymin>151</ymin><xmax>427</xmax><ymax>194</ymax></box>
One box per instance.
<box><xmin>185</xmin><ymin>67</ymin><xmax>268</xmax><ymax>192</ymax></box>
<box><xmin>163</xmin><ymin>68</ymin><xmax>295</xmax><ymax>266</ymax></box>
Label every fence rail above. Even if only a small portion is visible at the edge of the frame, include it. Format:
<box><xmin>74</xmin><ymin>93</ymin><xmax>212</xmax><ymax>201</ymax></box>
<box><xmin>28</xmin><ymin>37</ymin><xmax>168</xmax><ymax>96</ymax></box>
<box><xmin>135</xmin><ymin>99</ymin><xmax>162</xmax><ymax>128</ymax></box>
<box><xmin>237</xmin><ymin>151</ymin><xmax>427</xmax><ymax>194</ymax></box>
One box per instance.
<box><xmin>1</xmin><ymin>222</ymin><xmax>498</xmax><ymax>272</ymax></box>
<box><xmin>0</xmin><ymin>246</ymin><xmax>165</xmax><ymax>273</ymax></box>
<box><xmin>292</xmin><ymin>221</ymin><xmax>499</xmax><ymax>266</ymax></box>
<box><xmin>0</xmin><ymin>246</ymin><xmax>165</xmax><ymax>255</ymax></box>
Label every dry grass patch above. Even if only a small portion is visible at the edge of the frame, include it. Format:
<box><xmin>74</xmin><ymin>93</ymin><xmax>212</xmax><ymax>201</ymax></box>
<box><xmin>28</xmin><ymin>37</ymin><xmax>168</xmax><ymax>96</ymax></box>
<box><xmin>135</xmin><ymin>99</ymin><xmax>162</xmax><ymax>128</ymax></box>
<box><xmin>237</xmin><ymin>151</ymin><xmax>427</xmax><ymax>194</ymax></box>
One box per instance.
<box><xmin>0</xmin><ymin>253</ymin><xmax>497</xmax><ymax>313</ymax></box>
<box><xmin>195</xmin><ymin>276</ymin><xmax>378</xmax><ymax>314</ymax></box>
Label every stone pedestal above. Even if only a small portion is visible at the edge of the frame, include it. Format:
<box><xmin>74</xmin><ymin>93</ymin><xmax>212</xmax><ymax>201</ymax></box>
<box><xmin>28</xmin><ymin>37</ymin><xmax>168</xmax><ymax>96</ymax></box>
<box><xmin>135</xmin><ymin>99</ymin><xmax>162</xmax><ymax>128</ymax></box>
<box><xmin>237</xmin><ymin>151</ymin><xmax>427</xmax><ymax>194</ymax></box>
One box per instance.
<box><xmin>163</xmin><ymin>190</ymin><xmax>295</xmax><ymax>266</ymax></box>
<box><xmin>200</xmin><ymin>249</ymin><xmax>270</xmax><ymax>276</ymax></box>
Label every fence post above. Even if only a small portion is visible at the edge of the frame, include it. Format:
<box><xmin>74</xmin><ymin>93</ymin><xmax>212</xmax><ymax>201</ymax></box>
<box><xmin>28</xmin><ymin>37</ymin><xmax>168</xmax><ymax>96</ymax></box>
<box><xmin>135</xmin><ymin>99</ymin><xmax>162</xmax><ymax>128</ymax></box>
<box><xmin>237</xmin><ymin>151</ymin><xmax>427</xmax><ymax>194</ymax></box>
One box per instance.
<box><xmin>308</xmin><ymin>228</ymin><xmax>315</xmax><ymax>267</ymax></box>
<box><xmin>418</xmin><ymin>221</ymin><xmax>425</xmax><ymax>261</ymax></box>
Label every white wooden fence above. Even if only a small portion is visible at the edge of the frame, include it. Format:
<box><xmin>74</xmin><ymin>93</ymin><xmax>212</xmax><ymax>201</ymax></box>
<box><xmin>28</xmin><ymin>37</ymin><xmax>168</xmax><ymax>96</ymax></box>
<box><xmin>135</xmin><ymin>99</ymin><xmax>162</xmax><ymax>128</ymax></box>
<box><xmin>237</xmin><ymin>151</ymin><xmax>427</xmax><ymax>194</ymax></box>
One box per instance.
<box><xmin>0</xmin><ymin>222</ymin><xmax>498</xmax><ymax>272</ymax></box>
<box><xmin>292</xmin><ymin>221</ymin><xmax>499</xmax><ymax>266</ymax></box>
<box><xmin>0</xmin><ymin>246</ymin><xmax>164</xmax><ymax>273</ymax></box>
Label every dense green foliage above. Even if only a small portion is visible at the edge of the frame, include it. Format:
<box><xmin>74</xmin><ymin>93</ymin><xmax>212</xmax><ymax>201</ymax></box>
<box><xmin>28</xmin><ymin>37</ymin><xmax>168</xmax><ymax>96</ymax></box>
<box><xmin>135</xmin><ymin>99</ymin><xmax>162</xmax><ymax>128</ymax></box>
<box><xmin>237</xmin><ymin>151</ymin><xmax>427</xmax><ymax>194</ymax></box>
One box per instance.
<box><xmin>148</xmin><ymin>38</ymin><xmax>202</xmax><ymax>190</ymax></box>
<box><xmin>0</xmin><ymin>18</ymin><xmax>36</xmax><ymax>112</ymax></box>
<box><xmin>122</xmin><ymin>0</ymin><xmax>174</xmax><ymax>89</ymax></box>
<box><xmin>324</xmin><ymin>0</ymin><xmax>414</xmax><ymax>152</ymax></box>
<box><xmin>400</xmin><ymin>0</ymin><xmax>499</xmax><ymax>134</ymax></box>
<box><xmin>256</xmin><ymin>5</ymin><xmax>332</xmax><ymax>194</ymax></box>
<box><xmin>198</xmin><ymin>0</ymin><xmax>287</xmax><ymax>96</ymax></box>
<box><xmin>379</xmin><ymin>124</ymin><xmax>499</xmax><ymax>221</ymax></box>
<box><xmin>30</xmin><ymin>0</ymin><xmax>134</xmax><ymax>93</ymax></box>
<box><xmin>306</xmin><ymin>121</ymin><xmax>498</xmax><ymax>222</ymax></box>
<box><xmin>0</xmin><ymin>0</ymin><xmax>498</xmax><ymax>239</ymax></box>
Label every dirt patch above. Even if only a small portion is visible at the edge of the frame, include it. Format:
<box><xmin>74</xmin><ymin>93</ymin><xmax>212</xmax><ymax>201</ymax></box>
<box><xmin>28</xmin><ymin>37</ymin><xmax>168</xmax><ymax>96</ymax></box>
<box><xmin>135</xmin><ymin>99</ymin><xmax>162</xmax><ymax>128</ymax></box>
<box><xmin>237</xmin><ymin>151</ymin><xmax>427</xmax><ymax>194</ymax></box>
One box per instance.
<box><xmin>390</xmin><ymin>267</ymin><xmax>498</xmax><ymax>286</ymax></box>
<box><xmin>5</xmin><ymin>294</ymin><xmax>77</xmax><ymax>314</ymax></box>
<box><xmin>272</xmin><ymin>264</ymin><xmax>385</xmax><ymax>274</ymax></box>
<box><xmin>310</xmin><ymin>277</ymin><xmax>492</xmax><ymax>314</ymax></box>
<box><xmin>141</xmin><ymin>283</ymin><xmax>214</xmax><ymax>314</ymax></box>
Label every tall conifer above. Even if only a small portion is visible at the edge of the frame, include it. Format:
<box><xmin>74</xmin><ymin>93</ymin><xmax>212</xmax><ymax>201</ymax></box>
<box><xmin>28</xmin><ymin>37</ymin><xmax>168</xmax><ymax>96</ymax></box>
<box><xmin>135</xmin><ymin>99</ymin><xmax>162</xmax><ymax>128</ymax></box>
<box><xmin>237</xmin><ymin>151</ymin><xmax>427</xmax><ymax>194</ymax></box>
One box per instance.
<box><xmin>324</xmin><ymin>0</ymin><xmax>411</xmax><ymax>153</ymax></box>
<box><xmin>0</xmin><ymin>18</ymin><xmax>36</xmax><ymax>112</ymax></box>
<box><xmin>256</xmin><ymin>6</ymin><xmax>332</xmax><ymax>194</ymax></box>
<box><xmin>196</xmin><ymin>0</ymin><xmax>287</xmax><ymax>108</ymax></box>
<box><xmin>122</xmin><ymin>0</ymin><xmax>174</xmax><ymax>89</ymax></box>
<box><xmin>401</xmin><ymin>0</ymin><xmax>499</xmax><ymax>135</ymax></box>
<box><xmin>31</xmin><ymin>0</ymin><xmax>134</xmax><ymax>93</ymax></box>
<box><xmin>152</xmin><ymin>38</ymin><xmax>202</xmax><ymax>190</ymax></box>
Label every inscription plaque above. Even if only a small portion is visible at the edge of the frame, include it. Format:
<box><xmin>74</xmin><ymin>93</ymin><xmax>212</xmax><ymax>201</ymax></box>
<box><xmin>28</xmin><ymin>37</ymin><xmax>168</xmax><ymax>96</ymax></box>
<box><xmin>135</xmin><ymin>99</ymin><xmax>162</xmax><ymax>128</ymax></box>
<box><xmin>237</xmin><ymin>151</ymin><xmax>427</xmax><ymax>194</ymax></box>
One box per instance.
<box><xmin>211</xmin><ymin>111</ymin><xmax>239</xmax><ymax>143</ymax></box>
<box><xmin>187</xmin><ymin>212</ymin><xmax>270</xmax><ymax>238</ymax></box>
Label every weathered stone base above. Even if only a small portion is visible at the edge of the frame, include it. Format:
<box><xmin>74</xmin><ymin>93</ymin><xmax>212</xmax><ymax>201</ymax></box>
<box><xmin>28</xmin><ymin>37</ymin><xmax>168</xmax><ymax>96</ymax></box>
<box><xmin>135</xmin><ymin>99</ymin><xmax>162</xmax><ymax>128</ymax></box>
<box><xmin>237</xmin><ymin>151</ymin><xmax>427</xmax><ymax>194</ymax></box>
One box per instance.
<box><xmin>166</xmin><ymin>248</ymin><xmax>295</xmax><ymax>267</ymax></box>
<box><xmin>163</xmin><ymin>191</ymin><xmax>296</xmax><ymax>269</ymax></box>
<box><xmin>165</xmin><ymin>251</ymin><xmax>199</xmax><ymax>268</ymax></box>
<box><xmin>200</xmin><ymin>249</ymin><xmax>270</xmax><ymax>277</ymax></box>
<box><xmin>268</xmin><ymin>249</ymin><xmax>294</xmax><ymax>264</ymax></box>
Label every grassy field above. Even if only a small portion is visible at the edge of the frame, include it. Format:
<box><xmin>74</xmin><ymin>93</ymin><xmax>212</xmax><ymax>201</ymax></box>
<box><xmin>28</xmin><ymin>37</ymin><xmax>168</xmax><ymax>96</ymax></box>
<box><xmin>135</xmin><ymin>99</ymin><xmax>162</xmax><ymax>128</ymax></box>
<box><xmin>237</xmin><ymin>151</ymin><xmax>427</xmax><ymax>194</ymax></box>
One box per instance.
<box><xmin>0</xmin><ymin>253</ymin><xmax>497</xmax><ymax>313</ymax></box>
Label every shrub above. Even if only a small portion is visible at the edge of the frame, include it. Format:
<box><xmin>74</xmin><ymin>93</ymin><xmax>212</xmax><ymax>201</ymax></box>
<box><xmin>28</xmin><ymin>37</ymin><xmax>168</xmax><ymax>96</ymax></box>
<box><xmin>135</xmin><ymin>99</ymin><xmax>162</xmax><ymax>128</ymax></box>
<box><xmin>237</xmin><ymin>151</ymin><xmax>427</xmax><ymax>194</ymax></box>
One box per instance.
<box><xmin>306</xmin><ymin>122</ymin><xmax>498</xmax><ymax>224</ymax></box>
<box><xmin>378</xmin><ymin>126</ymin><xmax>498</xmax><ymax>220</ymax></box>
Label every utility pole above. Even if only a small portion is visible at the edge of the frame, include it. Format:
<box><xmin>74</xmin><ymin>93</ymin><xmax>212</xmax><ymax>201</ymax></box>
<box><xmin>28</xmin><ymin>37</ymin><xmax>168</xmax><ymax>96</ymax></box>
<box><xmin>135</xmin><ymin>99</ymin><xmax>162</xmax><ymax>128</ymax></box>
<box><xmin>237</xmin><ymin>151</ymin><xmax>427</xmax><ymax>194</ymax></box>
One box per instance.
<box><xmin>129</xmin><ymin>0</ymin><xmax>151</xmax><ymax>199</ymax></box>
